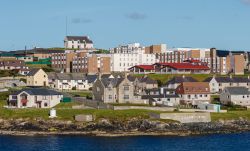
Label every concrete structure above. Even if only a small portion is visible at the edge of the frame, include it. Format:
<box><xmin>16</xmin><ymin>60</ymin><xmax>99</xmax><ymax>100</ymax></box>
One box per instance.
<box><xmin>110</xmin><ymin>43</ymin><xmax>156</xmax><ymax>72</ymax></box>
<box><xmin>72</xmin><ymin>53</ymin><xmax>111</xmax><ymax>74</ymax></box>
<box><xmin>197</xmin><ymin>102</ymin><xmax>221</xmax><ymax>113</ymax></box>
<box><xmin>220</xmin><ymin>87</ymin><xmax>250</xmax><ymax>106</ymax></box>
<box><xmin>26</xmin><ymin>68</ymin><xmax>48</xmax><ymax>87</ymax></box>
<box><xmin>176</xmin><ymin>82</ymin><xmax>210</xmax><ymax>105</ymax></box>
<box><xmin>8</xmin><ymin>88</ymin><xmax>63</xmax><ymax>108</ymax></box>
<box><xmin>150</xmin><ymin>112</ymin><xmax>211</xmax><ymax>123</ymax></box>
<box><xmin>64</xmin><ymin>36</ymin><xmax>93</xmax><ymax>49</ymax></box>
<box><xmin>75</xmin><ymin>114</ymin><xmax>93</xmax><ymax>122</ymax></box>
<box><xmin>145</xmin><ymin>44</ymin><xmax>167</xmax><ymax>54</ymax></box>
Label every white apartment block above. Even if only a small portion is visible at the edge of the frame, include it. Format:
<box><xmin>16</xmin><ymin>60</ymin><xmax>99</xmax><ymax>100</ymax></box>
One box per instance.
<box><xmin>110</xmin><ymin>43</ymin><xmax>156</xmax><ymax>72</ymax></box>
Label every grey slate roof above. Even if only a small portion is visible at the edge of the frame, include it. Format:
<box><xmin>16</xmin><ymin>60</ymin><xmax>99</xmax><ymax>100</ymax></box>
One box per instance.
<box><xmin>86</xmin><ymin>75</ymin><xmax>97</xmax><ymax>83</ymax></box>
<box><xmin>26</xmin><ymin>68</ymin><xmax>40</xmax><ymax>76</ymax></box>
<box><xmin>204</xmin><ymin>77</ymin><xmax>250</xmax><ymax>83</ymax></box>
<box><xmin>65</xmin><ymin>36</ymin><xmax>93</xmax><ymax>44</ymax></box>
<box><xmin>165</xmin><ymin>76</ymin><xmax>197</xmax><ymax>85</ymax></box>
<box><xmin>101</xmin><ymin>78</ymin><xmax>124</xmax><ymax>88</ymax></box>
<box><xmin>12</xmin><ymin>88</ymin><xmax>62</xmax><ymax>96</ymax></box>
<box><xmin>225</xmin><ymin>87</ymin><xmax>250</xmax><ymax>95</ymax></box>
<box><xmin>48</xmin><ymin>72</ymin><xmax>86</xmax><ymax>80</ymax></box>
<box><xmin>140</xmin><ymin>77</ymin><xmax>157</xmax><ymax>84</ymax></box>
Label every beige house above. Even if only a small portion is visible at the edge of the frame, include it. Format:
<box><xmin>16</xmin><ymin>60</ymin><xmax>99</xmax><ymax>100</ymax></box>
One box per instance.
<box><xmin>26</xmin><ymin>68</ymin><xmax>48</xmax><ymax>86</ymax></box>
<box><xmin>8</xmin><ymin>88</ymin><xmax>63</xmax><ymax>108</ymax></box>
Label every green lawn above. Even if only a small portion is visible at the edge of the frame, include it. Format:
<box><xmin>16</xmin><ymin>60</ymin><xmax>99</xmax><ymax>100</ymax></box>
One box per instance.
<box><xmin>68</xmin><ymin>91</ymin><xmax>92</xmax><ymax>97</ymax></box>
<box><xmin>211</xmin><ymin>110</ymin><xmax>250</xmax><ymax>121</ymax></box>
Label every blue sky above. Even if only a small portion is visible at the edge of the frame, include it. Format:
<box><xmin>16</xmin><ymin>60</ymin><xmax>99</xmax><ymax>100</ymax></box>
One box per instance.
<box><xmin>1</xmin><ymin>0</ymin><xmax>250</xmax><ymax>51</ymax></box>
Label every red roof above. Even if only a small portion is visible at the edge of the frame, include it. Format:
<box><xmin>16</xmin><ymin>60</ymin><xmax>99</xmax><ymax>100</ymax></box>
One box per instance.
<box><xmin>131</xmin><ymin>65</ymin><xmax>154</xmax><ymax>70</ymax></box>
<box><xmin>184</xmin><ymin>59</ymin><xmax>202</xmax><ymax>63</ymax></box>
<box><xmin>155</xmin><ymin>63</ymin><xmax>210</xmax><ymax>70</ymax></box>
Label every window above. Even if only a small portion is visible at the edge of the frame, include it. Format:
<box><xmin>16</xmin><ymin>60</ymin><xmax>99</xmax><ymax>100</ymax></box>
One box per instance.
<box><xmin>108</xmin><ymin>95</ymin><xmax>112</xmax><ymax>99</ymax></box>
<box><xmin>243</xmin><ymin>96</ymin><xmax>245</xmax><ymax>98</ymax></box>
<box><xmin>124</xmin><ymin>95</ymin><xmax>129</xmax><ymax>99</ymax></box>
<box><xmin>97</xmin><ymin>87</ymin><xmax>100</xmax><ymax>92</ymax></box>
<box><xmin>124</xmin><ymin>86</ymin><xmax>129</xmax><ymax>91</ymax></box>
<box><xmin>44</xmin><ymin>103</ymin><xmax>48</xmax><ymax>107</ymax></box>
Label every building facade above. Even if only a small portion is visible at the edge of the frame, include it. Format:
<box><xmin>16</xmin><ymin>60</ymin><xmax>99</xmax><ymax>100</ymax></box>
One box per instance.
<box><xmin>64</xmin><ymin>36</ymin><xmax>94</xmax><ymax>49</ymax></box>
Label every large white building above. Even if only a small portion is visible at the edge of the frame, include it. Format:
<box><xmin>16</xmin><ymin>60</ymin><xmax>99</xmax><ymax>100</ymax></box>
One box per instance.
<box><xmin>110</xmin><ymin>43</ymin><xmax>156</xmax><ymax>72</ymax></box>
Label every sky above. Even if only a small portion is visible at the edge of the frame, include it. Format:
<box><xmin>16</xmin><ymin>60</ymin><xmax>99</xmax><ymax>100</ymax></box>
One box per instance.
<box><xmin>1</xmin><ymin>0</ymin><xmax>250</xmax><ymax>51</ymax></box>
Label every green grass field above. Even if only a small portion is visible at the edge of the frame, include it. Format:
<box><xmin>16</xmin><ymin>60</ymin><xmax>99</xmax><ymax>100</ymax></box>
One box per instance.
<box><xmin>211</xmin><ymin>110</ymin><xmax>250</xmax><ymax>121</ymax></box>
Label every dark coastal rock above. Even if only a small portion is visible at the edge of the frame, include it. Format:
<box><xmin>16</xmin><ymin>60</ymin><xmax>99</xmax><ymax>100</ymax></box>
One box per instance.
<box><xmin>0</xmin><ymin>118</ymin><xmax>250</xmax><ymax>135</ymax></box>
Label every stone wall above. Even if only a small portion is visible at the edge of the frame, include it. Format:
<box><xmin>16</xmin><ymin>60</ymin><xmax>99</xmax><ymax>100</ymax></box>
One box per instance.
<box><xmin>113</xmin><ymin>106</ymin><xmax>175</xmax><ymax>112</ymax></box>
<box><xmin>150</xmin><ymin>113</ymin><xmax>211</xmax><ymax>123</ymax></box>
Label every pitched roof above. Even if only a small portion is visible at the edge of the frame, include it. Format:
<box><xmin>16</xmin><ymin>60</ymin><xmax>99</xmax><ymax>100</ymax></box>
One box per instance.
<box><xmin>26</xmin><ymin>68</ymin><xmax>40</xmax><ymax>76</ymax></box>
<box><xmin>225</xmin><ymin>87</ymin><xmax>250</xmax><ymax>95</ymax></box>
<box><xmin>101</xmin><ymin>78</ymin><xmax>124</xmax><ymax>88</ymax></box>
<box><xmin>204</xmin><ymin>77</ymin><xmax>250</xmax><ymax>83</ymax></box>
<box><xmin>65</xmin><ymin>36</ymin><xmax>93</xmax><ymax>44</ymax></box>
<box><xmin>12</xmin><ymin>88</ymin><xmax>62</xmax><ymax>96</ymax></box>
<box><xmin>166</xmin><ymin>76</ymin><xmax>197</xmax><ymax>85</ymax></box>
<box><xmin>86</xmin><ymin>75</ymin><xmax>97</xmax><ymax>83</ymax></box>
<box><xmin>129</xmin><ymin>65</ymin><xmax>154</xmax><ymax>70</ymax></box>
<box><xmin>140</xmin><ymin>76</ymin><xmax>158</xmax><ymax>84</ymax></box>
<box><xmin>176</xmin><ymin>82</ymin><xmax>210</xmax><ymax>94</ymax></box>
<box><xmin>155</xmin><ymin>63</ymin><xmax>210</xmax><ymax>70</ymax></box>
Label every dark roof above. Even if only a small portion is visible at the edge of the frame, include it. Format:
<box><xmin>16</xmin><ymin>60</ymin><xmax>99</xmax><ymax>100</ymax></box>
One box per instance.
<box><xmin>166</xmin><ymin>76</ymin><xmax>197</xmax><ymax>85</ymax></box>
<box><xmin>65</xmin><ymin>36</ymin><xmax>93</xmax><ymax>44</ymax></box>
<box><xmin>204</xmin><ymin>77</ymin><xmax>250</xmax><ymax>83</ymax></box>
<box><xmin>12</xmin><ymin>88</ymin><xmax>62</xmax><ymax>96</ymax></box>
<box><xmin>225</xmin><ymin>87</ymin><xmax>250</xmax><ymax>95</ymax></box>
<box><xmin>216</xmin><ymin>50</ymin><xmax>230</xmax><ymax>57</ymax></box>
<box><xmin>26</xmin><ymin>68</ymin><xmax>40</xmax><ymax>76</ymax></box>
<box><xmin>48</xmin><ymin>72</ymin><xmax>86</xmax><ymax>80</ymax></box>
<box><xmin>101</xmin><ymin>78</ymin><xmax>124</xmax><ymax>87</ymax></box>
<box><xmin>140</xmin><ymin>77</ymin><xmax>157</xmax><ymax>84</ymax></box>
<box><xmin>127</xmin><ymin>75</ymin><xmax>136</xmax><ymax>82</ymax></box>
<box><xmin>86</xmin><ymin>75</ymin><xmax>98</xmax><ymax>83</ymax></box>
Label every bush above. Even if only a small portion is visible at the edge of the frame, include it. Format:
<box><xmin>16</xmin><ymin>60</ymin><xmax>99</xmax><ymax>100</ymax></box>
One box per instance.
<box><xmin>72</xmin><ymin>86</ymin><xmax>76</xmax><ymax>90</ymax></box>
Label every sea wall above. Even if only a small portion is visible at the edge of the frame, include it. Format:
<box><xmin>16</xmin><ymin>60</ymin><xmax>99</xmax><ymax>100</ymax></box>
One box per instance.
<box><xmin>150</xmin><ymin>113</ymin><xmax>211</xmax><ymax>123</ymax></box>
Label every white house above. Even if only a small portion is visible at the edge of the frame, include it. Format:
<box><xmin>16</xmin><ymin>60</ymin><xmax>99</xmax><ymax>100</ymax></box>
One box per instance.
<box><xmin>8</xmin><ymin>88</ymin><xmax>63</xmax><ymax>108</ymax></box>
<box><xmin>48</xmin><ymin>73</ymin><xmax>96</xmax><ymax>91</ymax></box>
<box><xmin>220</xmin><ymin>87</ymin><xmax>250</xmax><ymax>106</ymax></box>
<box><xmin>64</xmin><ymin>36</ymin><xmax>94</xmax><ymax>49</ymax></box>
<box><xmin>204</xmin><ymin>76</ymin><xmax>250</xmax><ymax>93</ymax></box>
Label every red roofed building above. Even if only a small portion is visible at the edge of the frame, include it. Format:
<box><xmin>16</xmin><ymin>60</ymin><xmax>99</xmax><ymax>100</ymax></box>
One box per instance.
<box><xmin>129</xmin><ymin>65</ymin><xmax>155</xmax><ymax>74</ymax></box>
<box><xmin>154</xmin><ymin>62</ymin><xmax>210</xmax><ymax>74</ymax></box>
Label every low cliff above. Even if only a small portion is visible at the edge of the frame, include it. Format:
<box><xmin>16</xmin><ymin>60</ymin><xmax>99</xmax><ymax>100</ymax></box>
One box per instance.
<box><xmin>0</xmin><ymin>118</ymin><xmax>250</xmax><ymax>136</ymax></box>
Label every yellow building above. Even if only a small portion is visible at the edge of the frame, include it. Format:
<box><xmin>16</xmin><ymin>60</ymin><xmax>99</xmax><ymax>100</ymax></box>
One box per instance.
<box><xmin>26</xmin><ymin>68</ymin><xmax>48</xmax><ymax>86</ymax></box>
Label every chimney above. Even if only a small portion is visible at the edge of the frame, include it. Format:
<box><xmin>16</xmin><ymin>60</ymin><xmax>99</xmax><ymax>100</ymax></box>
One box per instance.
<box><xmin>98</xmin><ymin>73</ymin><xmax>102</xmax><ymax>80</ymax></box>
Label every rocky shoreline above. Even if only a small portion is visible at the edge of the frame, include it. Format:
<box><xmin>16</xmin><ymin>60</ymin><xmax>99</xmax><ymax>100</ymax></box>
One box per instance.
<box><xmin>0</xmin><ymin>118</ymin><xmax>250</xmax><ymax>136</ymax></box>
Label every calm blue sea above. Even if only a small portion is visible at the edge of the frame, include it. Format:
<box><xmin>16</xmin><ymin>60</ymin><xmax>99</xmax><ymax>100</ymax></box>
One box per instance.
<box><xmin>0</xmin><ymin>133</ymin><xmax>250</xmax><ymax>151</ymax></box>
